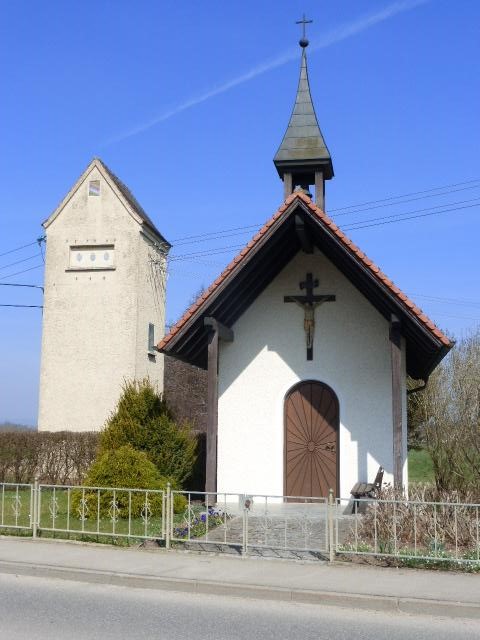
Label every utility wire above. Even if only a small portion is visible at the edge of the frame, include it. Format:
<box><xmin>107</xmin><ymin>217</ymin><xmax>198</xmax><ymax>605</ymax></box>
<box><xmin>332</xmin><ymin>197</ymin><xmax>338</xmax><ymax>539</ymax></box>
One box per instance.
<box><xmin>342</xmin><ymin>201</ymin><xmax>480</xmax><ymax>232</ymax></box>
<box><xmin>408</xmin><ymin>294</ymin><xmax>480</xmax><ymax>308</ymax></box>
<box><xmin>333</xmin><ymin>184</ymin><xmax>480</xmax><ymax>218</ymax></box>
<box><xmin>0</xmin><ymin>240</ymin><xmax>40</xmax><ymax>259</ymax></box>
<box><xmin>329</xmin><ymin>178</ymin><xmax>480</xmax><ymax>213</ymax></box>
<box><xmin>169</xmin><ymin>199</ymin><xmax>480</xmax><ymax>261</ymax></box>
<box><xmin>0</xmin><ymin>304</ymin><xmax>43</xmax><ymax>309</ymax></box>
<box><xmin>0</xmin><ymin>283</ymin><xmax>44</xmax><ymax>291</ymax></box>
<box><xmin>0</xmin><ymin>253</ymin><xmax>40</xmax><ymax>272</ymax></box>
<box><xmin>2</xmin><ymin>178</ymin><xmax>478</xmax><ymax>258</ymax></box>
<box><xmin>0</xmin><ymin>264</ymin><xmax>44</xmax><ymax>281</ymax></box>
<box><xmin>171</xmin><ymin>188</ymin><xmax>480</xmax><ymax>248</ymax></box>
<box><xmin>169</xmin><ymin>178</ymin><xmax>480</xmax><ymax>245</ymax></box>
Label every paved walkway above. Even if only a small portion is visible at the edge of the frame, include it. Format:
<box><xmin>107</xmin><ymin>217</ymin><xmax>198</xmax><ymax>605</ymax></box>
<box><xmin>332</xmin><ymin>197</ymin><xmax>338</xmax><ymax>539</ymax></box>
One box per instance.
<box><xmin>0</xmin><ymin>536</ymin><xmax>478</xmax><ymax>619</ymax></box>
<box><xmin>176</xmin><ymin>500</ymin><xmax>353</xmax><ymax>559</ymax></box>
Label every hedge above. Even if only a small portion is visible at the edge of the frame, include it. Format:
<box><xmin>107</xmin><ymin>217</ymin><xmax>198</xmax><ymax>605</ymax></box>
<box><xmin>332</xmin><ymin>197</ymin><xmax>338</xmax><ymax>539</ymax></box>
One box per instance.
<box><xmin>0</xmin><ymin>431</ymin><xmax>99</xmax><ymax>484</ymax></box>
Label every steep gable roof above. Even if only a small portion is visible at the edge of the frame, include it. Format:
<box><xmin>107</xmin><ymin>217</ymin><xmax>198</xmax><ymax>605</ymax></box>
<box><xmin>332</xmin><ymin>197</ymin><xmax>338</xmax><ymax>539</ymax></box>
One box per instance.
<box><xmin>159</xmin><ymin>192</ymin><xmax>451</xmax><ymax>379</ymax></box>
<box><xmin>43</xmin><ymin>158</ymin><xmax>170</xmax><ymax>247</ymax></box>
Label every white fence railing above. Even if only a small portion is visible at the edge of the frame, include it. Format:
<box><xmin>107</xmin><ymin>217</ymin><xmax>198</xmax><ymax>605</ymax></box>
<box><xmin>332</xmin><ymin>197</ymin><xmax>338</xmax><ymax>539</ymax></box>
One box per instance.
<box><xmin>1</xmin><ymin>481</ymin><xmax>479</xmax><ymax>566</ymax></box>
<box><xmin>169</xmin><ymin>491</ymin><xmax>330</xmax><ymax>556</ymax></box>
<box><xmin>335</xmin><ymin>496</ymin><xmax>480</xmax><ymax>565</ymax></box>
<box><xmin>38</xmin><ymin>484</ymin><xmax>166</xmax><ymax>541</ymax></box>
<box><xmin>0</xmin><ymin>483</ymin><xmax>33</xmax><ymax>532</ymax></box>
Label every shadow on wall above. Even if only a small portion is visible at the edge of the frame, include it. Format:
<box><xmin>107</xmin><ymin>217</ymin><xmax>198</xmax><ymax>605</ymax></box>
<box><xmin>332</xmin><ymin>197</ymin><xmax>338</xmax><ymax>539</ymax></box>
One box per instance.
<box><xmin>163</xmin><ymin>355</ymin><xmax>207</xmax><ymax>492</ymax></box>
<box><xmin>163</xmin><ymin>356</ymin><xmax>207</xmax><ymax>432</ymax></box>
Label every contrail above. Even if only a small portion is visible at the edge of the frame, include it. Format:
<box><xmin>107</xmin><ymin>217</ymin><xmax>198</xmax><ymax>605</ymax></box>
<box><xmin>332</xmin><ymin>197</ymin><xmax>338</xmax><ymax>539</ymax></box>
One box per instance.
<box><xmin>105</xmin><ymin>0</ymin><xmax>429</xmax><ymax>146</ymax></box>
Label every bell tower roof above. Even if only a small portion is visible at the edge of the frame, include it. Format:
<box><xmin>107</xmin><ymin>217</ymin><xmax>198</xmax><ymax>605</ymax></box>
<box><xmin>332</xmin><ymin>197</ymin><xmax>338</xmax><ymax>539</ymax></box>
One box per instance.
<box><xmin>274</xmin><ymin>49</ymin><xmax>333</xmax><ymax>179</ymax></box>
<box><xmin>274</xmin><ymin>17</ymin><xmax>333</xmax><ymax>197</ymax></box>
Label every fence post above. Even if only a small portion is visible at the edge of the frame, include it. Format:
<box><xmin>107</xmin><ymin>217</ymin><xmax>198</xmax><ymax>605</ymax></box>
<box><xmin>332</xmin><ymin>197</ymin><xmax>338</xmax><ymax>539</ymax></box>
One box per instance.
<box><xmin>242</xmin><ymin>505</ymin><xmax>248</xmax><ymax>557</ymax></box>
<box><xmin>242</xmin><ymin>495</ymin><xmax>250</xmax><ymax>557</ymax></box>
<box><xmin>328</xmin><ymin>488</ymin><xmax>335</xmax><ymax>563</ymax></box>
<box><xmin>165</xmin><ymin>483</ymin><xmax>171</xmax><ymax>550</ymax></box>
<box><xmin>32</xmin><ymin>477</ymin><xmax>39</xmax><ymax>539</ymax></box>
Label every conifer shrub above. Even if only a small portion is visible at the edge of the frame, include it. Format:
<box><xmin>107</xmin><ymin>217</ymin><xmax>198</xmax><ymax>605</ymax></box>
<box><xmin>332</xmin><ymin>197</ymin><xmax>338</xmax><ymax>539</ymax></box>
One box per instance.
<box><xmin>100</xmin><ymin>379</ymin><xmax>197</xmax><ymax>485</ymax></box>
<box><xmin>71</xmin><ymin>445</ymin><xmax>186</xmax><ymax>518</ymax></box>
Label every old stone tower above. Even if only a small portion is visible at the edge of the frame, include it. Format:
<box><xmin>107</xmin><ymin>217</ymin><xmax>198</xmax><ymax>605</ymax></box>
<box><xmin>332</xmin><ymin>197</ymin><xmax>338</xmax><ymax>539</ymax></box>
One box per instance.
<box><xmin>38</xmin><ymin>158</ymin><xmax>169</xmax><ymax>432</ymax></box>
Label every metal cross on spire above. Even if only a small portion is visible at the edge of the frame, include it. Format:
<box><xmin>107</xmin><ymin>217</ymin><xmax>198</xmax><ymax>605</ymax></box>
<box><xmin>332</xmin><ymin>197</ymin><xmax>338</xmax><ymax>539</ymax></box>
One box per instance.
<box><xmin>296</xmin><ymin>13</ymin><xmax>313</xmax><ymax>48</ymax></box>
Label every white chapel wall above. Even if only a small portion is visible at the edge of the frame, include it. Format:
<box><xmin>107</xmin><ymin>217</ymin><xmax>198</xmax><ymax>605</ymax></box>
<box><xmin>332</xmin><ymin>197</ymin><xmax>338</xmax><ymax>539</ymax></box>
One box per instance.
<box><xmin>38</xmin><ymin>164</ymin><xmax>165</xmax><ymax>432</ymax></box>
<box><xmin>217</xmin><ymin>249</ymin><xmax>407</xmax><ymax>498</ymax></box>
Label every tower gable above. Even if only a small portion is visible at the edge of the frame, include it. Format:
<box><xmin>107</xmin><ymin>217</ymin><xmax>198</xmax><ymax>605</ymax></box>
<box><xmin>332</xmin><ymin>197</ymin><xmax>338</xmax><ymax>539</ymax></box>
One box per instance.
<box><xmin>43</xmin><ymin>158</ymin><xmax>169</xmax><ymax>247</ymax></box>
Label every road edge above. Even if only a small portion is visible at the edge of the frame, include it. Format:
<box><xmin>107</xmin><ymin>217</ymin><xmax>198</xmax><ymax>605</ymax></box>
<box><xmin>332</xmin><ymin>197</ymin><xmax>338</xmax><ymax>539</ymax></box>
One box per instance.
<box><xmin>0</xmin><ymin>559</ymin><xmax>479</xmax><ymax>620</ymax></box>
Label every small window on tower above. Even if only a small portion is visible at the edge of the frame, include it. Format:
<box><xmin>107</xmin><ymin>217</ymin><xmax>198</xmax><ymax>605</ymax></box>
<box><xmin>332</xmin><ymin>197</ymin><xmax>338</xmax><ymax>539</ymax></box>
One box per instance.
<box><xmin>148</xmin><ymin>323</ymin><xmax>155</xmax><ymax>354</ymax></box>
<box><xmin>89</xmin><ymin>180</ymin><xmax>101</xmax><ymax>196</ymax></box>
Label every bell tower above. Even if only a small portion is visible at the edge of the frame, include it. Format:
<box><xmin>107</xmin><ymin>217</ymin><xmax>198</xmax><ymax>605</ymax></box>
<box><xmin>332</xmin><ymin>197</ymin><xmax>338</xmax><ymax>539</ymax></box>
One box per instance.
<box><xmin>274</xmin><ymin>15</ymin><xmax>334</xmax><ymax>210</ymax></box>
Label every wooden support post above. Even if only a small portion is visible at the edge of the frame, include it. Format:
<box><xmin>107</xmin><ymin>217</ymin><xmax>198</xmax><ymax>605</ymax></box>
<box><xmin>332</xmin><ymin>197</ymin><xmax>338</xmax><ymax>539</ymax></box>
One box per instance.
<box><xmin>390</xmin><ymin>314</ymin><xmax>403</xmax><ymax>490</ymax></box>
<box><xmin>315</xmin><ymin>171</ymin><xmax>325</xmax><ymax>210</ymax></box>
<box><xmin>284</xmin><ymin>173</ymin><xmax>293</xmax><ymax>200</ymax></box>
<box><xmin>204</xmin><ymin>317</ymin><xmax>234</xmax><ymax>495</ymax></box>
<box><xmin>206</xmin><ymin>328</ymin><xmax>219</xmax><ymax>494</ymax></box>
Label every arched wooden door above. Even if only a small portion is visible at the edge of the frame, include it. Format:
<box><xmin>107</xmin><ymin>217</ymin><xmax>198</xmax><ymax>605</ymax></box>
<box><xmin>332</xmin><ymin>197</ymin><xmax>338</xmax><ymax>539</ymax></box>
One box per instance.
<box><xmin>284</xmin><ymin>381</ymin><xmax>339</xmax><ymax>498</ymax></box>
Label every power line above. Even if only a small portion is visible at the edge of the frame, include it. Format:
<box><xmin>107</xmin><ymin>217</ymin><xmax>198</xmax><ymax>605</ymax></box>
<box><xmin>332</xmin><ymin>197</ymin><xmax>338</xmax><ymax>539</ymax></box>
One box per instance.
<box><xmin>186</xmin><ymin>195</ymin><xmax>480</xmax><ymax>250</ymax></box>
<box><xmin>168</xmin><ymin>177</ymin><xmax>480</xmax><ymax>246</ymax></box>
<box><xmin>329</xmin><ymin>178</ymin><xmax>480</xmax><ymax>213</ymax></box>
<box><xmin>169</xmin><ymin>199</ymin><xmax>480</xmax><ymax>262</ymax></box>
<box><xmin>0</xmin><ymin>236</ymin><xmax>45</xmax><ymax>260</ymax></box>
<box><xmin>171</xmin><ymin>223</ymin><xmax>261</xmax><ymax>244</ymax></box>
<box><xmin>342</xmin><ymin>201</ymin><xmax>480</xmax><ymax>232</ymax></box>
<box><xmin>0</xmin><ymin>283</ymin><xmax>44</xmax><ymax>292</ymax></box>
<box><xmin>0</xmin><ymin>253</ymin><xmax>40</xmax><ymax>272</ymax></box>
<box><xmin>0</xmin><ymin>264</ymin><xmax>44</xmax><ymax>281</ymax></box>
<box><xmin>408</xmin><ymin>293</ymin><xmax>480</xmax><ymax>308</ymax></box>
<box><xmin>0</xmin><ymin>304</ymin><xmax>43</xmax><ymax>309</ymax></box>
<box><xmin>426</xmin><ymin>311</ymin><xmax>480</xmax><ymax>322</ymax></box>
<box><xmin>173</xmin><ymin>226</ymin><xmax>264</xmax><ymax>247</ymax></box>
<box><xmin>170</xmin><ymin>244</ymin><xmax>246</xmax><ymax>262</ymax></box>
<box><xmin>0</xmin><ymin>240</ymin><xmax>40</xmax><ymax>259</ymax></box>
<box><xmin>333</xmin><ymin>184</ymin><xmax>480</xmax><ymax>218</ymax></box>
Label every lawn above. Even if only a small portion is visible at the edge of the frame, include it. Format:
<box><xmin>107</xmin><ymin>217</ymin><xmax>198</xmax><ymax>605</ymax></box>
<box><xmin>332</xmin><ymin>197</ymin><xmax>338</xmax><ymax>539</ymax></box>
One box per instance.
<box><xmin>408</xmin><ymin>448</ymin><xmax>435</xmax><ymax>485</ymax></box>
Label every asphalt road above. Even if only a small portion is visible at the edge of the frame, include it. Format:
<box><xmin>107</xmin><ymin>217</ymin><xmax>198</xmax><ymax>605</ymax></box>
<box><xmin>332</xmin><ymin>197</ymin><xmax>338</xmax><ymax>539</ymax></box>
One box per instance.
<box><xmin>0</xmin><ymin>572</ymin><xmax>478</xmax><ymax>639</ymax></box>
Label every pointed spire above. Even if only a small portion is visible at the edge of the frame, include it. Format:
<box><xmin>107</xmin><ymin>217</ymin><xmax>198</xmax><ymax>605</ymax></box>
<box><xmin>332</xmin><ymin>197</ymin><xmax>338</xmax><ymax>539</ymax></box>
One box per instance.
<box><xmin>274</xmin><ymin>28</ymin><xmax>333</xmax><ymax>205</ymax></box>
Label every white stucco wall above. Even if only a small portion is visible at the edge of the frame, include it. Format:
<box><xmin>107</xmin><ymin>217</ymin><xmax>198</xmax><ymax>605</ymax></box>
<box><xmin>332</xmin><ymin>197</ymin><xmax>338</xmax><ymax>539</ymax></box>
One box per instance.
<box><xmin>38</xmin><ymin>164</ymin><xmax>167</xmax><ymax>432</ymax></box>
<box><xmin>217</xmin><ymin>249</ymin><xmax>407</xmax><ymax>498</ymax></box>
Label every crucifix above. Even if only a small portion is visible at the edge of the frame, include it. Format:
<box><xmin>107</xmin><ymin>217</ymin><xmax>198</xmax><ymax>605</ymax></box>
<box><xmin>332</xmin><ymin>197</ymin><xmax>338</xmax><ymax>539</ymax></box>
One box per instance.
<box><xmin>284</xmin><ymin>273</ymin><xmax>335</xmax><ymax>360</ymax></box>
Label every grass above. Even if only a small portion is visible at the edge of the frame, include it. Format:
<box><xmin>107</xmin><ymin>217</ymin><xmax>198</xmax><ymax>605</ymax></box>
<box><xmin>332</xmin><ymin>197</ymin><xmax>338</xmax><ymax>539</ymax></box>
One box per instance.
<box><xmin>408</xmin><ymin>448</ymin><xmax>435</xmax><ymax>485</ymax></box>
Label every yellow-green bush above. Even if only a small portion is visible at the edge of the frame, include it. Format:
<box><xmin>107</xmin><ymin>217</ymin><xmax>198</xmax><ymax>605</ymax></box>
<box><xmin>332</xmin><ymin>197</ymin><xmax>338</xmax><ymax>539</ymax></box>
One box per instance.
<box><xmin>71</xmin><ymin>445</ymin><xmax>186</xmax><ymax>518</ymax></box>
<box><xmin>100</xmin><ymin>379</ymin><xmax>197</xmax><ymax>485</ymax></box>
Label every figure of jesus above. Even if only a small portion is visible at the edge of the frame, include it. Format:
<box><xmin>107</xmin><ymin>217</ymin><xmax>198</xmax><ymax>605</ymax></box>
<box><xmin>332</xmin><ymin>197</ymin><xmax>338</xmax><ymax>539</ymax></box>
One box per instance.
<box><xmin>292</xmin><ymin>300</ymin><xmax>324</xmax><ymax>349</ymax></box>
<box><xmin>283</xmin><ymin>272</ymin><xmax>335</xmax><ymax>360</ymax></box>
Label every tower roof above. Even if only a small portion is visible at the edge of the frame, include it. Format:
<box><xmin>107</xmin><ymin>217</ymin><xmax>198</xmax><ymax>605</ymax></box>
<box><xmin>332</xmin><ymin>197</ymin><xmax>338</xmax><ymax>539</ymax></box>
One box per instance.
<box><xmin>274</xmin><ymin>48</ymin><xmax>333</xmax><ymax>180</ymax></box>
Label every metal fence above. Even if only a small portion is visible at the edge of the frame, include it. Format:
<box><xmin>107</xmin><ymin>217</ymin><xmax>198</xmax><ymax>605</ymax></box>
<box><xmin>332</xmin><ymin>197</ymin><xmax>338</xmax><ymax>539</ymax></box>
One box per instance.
<box><xmin>335</xmin><ymin>496</ymin><xmax>480</xmax><ymax>565</ymax></box>
<box><xmin>0</xmin><ymin>482</ymin><xmax>33</xmax><ymax>532</ymax></box>
<box><xmin>169</xmin><ymin>490</ymin><xmax>331</xmax><ymax>558</ymax></box>
<box><xmin>1</xmin><ymin>481</ymin><xmax>479</xmax><ymax>567</ymax></box>
<box><xmin>37</xmin><ymin>483</ymin><xmax>166</xmax><ymax>541</ymax></box>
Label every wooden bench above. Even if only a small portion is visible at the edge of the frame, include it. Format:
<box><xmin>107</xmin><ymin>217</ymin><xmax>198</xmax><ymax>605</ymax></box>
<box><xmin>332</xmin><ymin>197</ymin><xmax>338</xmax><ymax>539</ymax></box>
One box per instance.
<box><xmin>348</xmin><ymin>466</ymin><xmax>384</xmax><ymax>514</ymax></box>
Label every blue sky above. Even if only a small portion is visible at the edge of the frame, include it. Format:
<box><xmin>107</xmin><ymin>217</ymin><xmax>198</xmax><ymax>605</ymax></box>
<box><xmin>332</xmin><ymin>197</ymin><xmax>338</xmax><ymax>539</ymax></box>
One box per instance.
<box><xmin>1</xmin><ymin>0</ymin><xmax>479</xmax><ymax>425</ymax></box>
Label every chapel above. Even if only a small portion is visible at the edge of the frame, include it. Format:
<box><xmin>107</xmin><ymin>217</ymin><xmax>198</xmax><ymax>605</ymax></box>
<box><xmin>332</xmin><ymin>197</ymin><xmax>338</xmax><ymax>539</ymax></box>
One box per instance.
<box><xmin>158</xmin><ymin>32</ymin><xmax>452</xmax><ymax>498</ymax></box>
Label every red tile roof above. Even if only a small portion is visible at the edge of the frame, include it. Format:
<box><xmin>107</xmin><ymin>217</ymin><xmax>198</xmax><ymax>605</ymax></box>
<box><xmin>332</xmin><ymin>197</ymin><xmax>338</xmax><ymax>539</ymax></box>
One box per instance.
<box><xmin>158</xmin><ymin>192</ymin><xmax>451</xmax><ymax>351</ymax></box>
